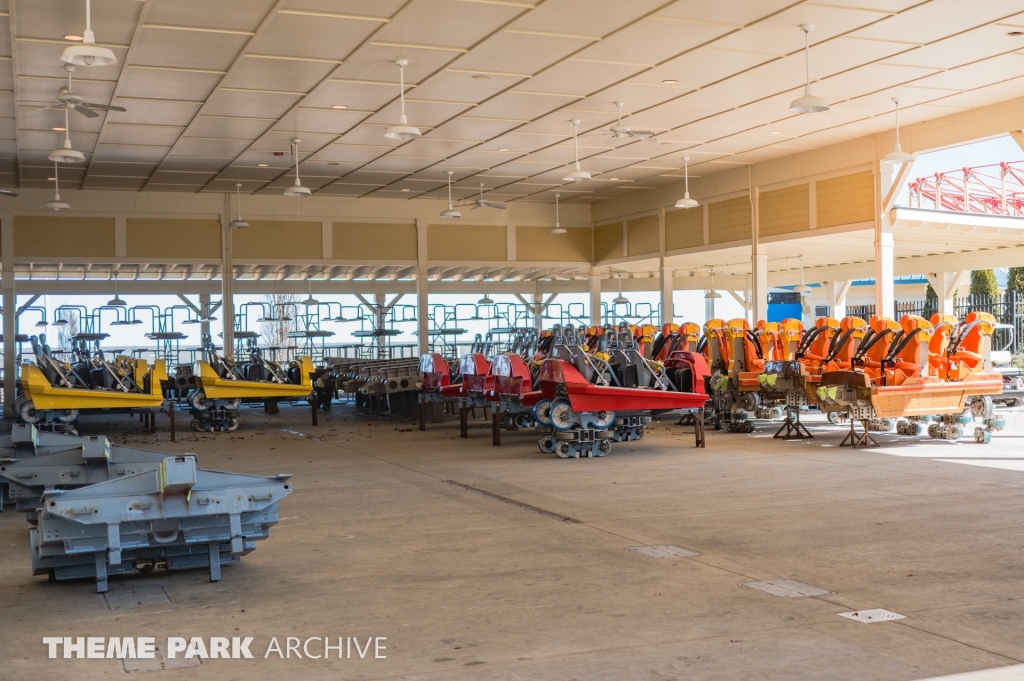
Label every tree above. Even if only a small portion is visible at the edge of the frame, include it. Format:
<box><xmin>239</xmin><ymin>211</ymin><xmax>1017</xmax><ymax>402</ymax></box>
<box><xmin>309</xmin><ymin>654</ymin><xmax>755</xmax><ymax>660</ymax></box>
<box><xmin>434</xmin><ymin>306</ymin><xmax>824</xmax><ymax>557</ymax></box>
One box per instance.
<box><xmin>925</xmin><ymin>282</ymin><xmax>937</xmax><ymax>301</ymax></box>
<box><xmin>1007</xmin><ymin>267</ymin><xmax>1024</xmax><ymax>295</ymax></box>
<box><xmin>258</xmin><ymin>293</ymin><xmax>298</xmax><ymax>350</ymax></box>
<box><xmin>970</xmin><ymin>270</ymin><xmax>998</xmax><ymax>298</ymax></box>
<box><xmin>57</xmin><ymin>309</ymin><xmax>80</xmax><ymax>351</ymax></box>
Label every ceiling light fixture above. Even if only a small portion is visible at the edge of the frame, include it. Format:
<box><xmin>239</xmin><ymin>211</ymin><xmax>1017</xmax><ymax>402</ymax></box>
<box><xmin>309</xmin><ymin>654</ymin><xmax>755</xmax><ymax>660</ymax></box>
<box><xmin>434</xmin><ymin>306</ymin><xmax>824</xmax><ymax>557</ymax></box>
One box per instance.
<box><xmin>229</xmin><ymin>183</ymin><xmax>249</xmax><ymax>228</ymax></box>
<box><xmin>497</xmin><ymin>148</ymin><xmax>510</xmax><ymax>152</ymax></box>
<box><xmin>549</xmin><ymin>193</ymin><xmax>566</xmax><ymax>235</ymax></box>
<box><xmin>478</xmin><ymin>280</ymin><xmax>494</xmax><ymax>306</ymax></box>
<box><xmin>303</xmin><ymin>280</ymin><xmax>320</xmax><ymax>307</ymax></box>
<box><xmin>400</xmin><ymin>188</ymin><xmax>410</xmax><ymax>192</ymax></box>
<box><xmin>705</xmin><ymin>266</ymin><xmax>722</xmax><ymax>299</ymax></box>
<box><xmin>675</xmin><ymin>156</ymin><xmax>698</xmax><ymax>209</ymax></box>
<box><xmin>472</xmin><ymin>74</ymin><xmax>490</xmax><ymax>80</ymax></box>
<box><xmin>384</xmin><ymin>59</ymin><xmax>421</xmax><ymax>140</ymax></box>
<box><xmin>883</xmin><ymin>96</ymin><xmax>915</xmax><ymax>164</ymax></box>
<box><xmin>107</xmin><ymin>277</ymin><xmax>126</xmax><ymax>307</ymax></box>
<box><xmin>613</xmin><ymin>275</ymin><xmax>629</xmax><ymax>305</ymax></box>
<box><xmin>331</xmin><ymin>104</ymin><xmax>348</xmax><ymax>109</ymax></box>
<box><xmin>1007</xmin><ymin>30</ymin><xmax>1024</xmax><ymax>36</ymax></box>
<box><xmin>771</xmin><ymin>131</ymin><xmax>783</xmax><ymax>135</ymax></box>
<box><xmin>283</xmin><ymin>137</ymin><xmax>311</xmax><ymax>196</ymax></box>
<box><xmin>789</xmin><ymin>24</ymin><xmax>829</xmax><ymax>114</ymax></box>
<box><xmin>44</xmin><ymin>162</ymin><xmax>70</xmax><ymax>210</ymax></box>
<box><xmin>257</xmin><ymin>163</ymin><xmax>269</xmax><ymax>167</ymax></box>
<box><xmin>794</xmin><ymin>255</ymin><xmax>812</xmax><ymax>294</ymax></box>
<box><xmin>662</xmin><ymin>79</ymin><xmax>678</xmax><ymax>84</ymax></box>
<box><xmin>49</xmin><ymin>109</ymin><xmax>85</xmax><ymax>164</ymax></box>
<box><xmin>440</xmin><ymin>171</ymin><xmax>461</xmax><ymax>219</ymax></box>
<box><xmin>64</xmin><ymin>34</ymin><xmax>84</xmax><ymax>42</ymax></box>
<box><xmin>562</xmin><ymin>119</ymin><xmax>591</xmax><ymax>183</ymax></box>
<box><xmin>61</xmin><ymin>0</ymin><xmax>118</xmax><ymax>67</ymax></box>
<box><xmin>52</xmin><ymin>127</ymin><xmax>66</xmax><ymax>132</ymax></box>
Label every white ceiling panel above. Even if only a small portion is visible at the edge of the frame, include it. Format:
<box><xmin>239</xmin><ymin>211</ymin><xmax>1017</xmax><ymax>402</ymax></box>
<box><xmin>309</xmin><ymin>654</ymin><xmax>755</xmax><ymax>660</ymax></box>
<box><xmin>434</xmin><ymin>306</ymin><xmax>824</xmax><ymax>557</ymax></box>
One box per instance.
<box><xmin>92</xmin><ymin>145</ymin><xmax>169</xmax><ymax>164</ymax></box>
<box><xmin>107</xmin><ymin>99</ymin><xmax>203</xmax><ymax>127</ymax></box>
<box><xmin>374</xmin><ymin>0</ymin><xmax>525</xmax><ymax>49</ymax></box>
<box><xmin>472</xmin><ymin>92</ymin><xmax>578</xmax><ymax>120</ymax></box>
<box><xmin>880</xmin><ymin>24</ymin><xmax>1024</xmax><ymax>70</ymax></box>
<box><xmin>515</xmin><ymin>110</ymin><xmax>618</xmax><ymax>136</ymax></box>
<box><xmin>315</xmin><ymin>182</ymin><xmax>378</xmax><ymax>196</ymax></box>
<box><xmin>17</xmin><ymin>0</ymin><xmax>142</xmax><ymax>44</ymax></box>
<box><xmin>187</xmin><ymin>116</ymin><xmax>276</xmax><ymax>140</ymax></box>
<box><xmin>359</xmin><ymin>155</ymin><xmax>442</xmax><ymax>174</ymax></box>
<box><xmin>625</xmin><ymin>101</ymin><xmax>730</xmax><ymax>132</ymax></box>
<box><xmin>116</xmin><ymin>68</ymin><xmax>223</xmax><ymax>101</ymax></box>
<box><xmin>100</xmin><ymin>124</ymin><xmax>184</xmax><ymax>147</ymax></box>
<box><xmin>633</xmin><ymin>48</ymin><xmax>776</xmax><ymax>89</ymax></box>
<box><xmin>340</xmin><ymin>170</ymin><xmax>408</xmax><ymax>185</ymax></box>
<box><xmin>201</xmin><ymin>90</ymin><xmax>302</xmax><ymax>119</ymax></box>
<box><xmin>19</xmin><ymin>106</ymin><xmax>103</xmax><ymax>134</ymax></box>
<box><xmin>509</xmin><ymin>0</ymin><xmax>668</xmax><ymax>38</ymax></box>
<box><xmin>521</xmin><ymin>60</ymin><xmax>646</xmax><ymax>97</ymax></box>
<box><xmin>908</xmin><ymin>54</ymin><xmax>1024</xmax><ymax>93</ymax></box>
<box><xmin>19</xmin><ymin>129</ymin><xmax>96</xmax><ymax>152</ymax></box>
<box><xmin>88</xmin><ymin>162</ymin><xmax>159</xmax><ymax>177</ymax></box>
<box><xmin>577</xmin><ymin>17</ymin><xmax>733</xmax><ymax>65</ymax></box>
<box><xmin>149</xmin><ymin>171</ymin><xmax>217</xmax><ymax>185</ymax></box>
<box><xmin>363</xmin><ymin>99</ymin><xmax>473</xmax><ymax>128</ymax></box>
<box><xmin>429</xmin><ymin>116</ymin><xmax>522</xmax><ymax>140</ymax></box>
<box><xmin>447</xmin><ymin>149</ymin><xmax>529</xmax><ymax>167</ymax></box>
<box><xmin>330</xmin><ymin>44</ymin><xmax>458</xmax><ymax>83</ymax></box>
<box><xmin>654</xmin><ymin>0</ymin><xmax>802</xmax><ymax>27</ymax></box>
<box><xmin>248</xmin><ymin>13</ymin><xmax>380</xmax><ymax>61</ymax></box>
<box><xmin>203</xmin><ymin>178</ymin><xmax>271</xmax><ymax>193</ymax></box>
<box><xmin>250</xmin><ymin>131</ymin><xmax>336</xmax><ymax>152</ymax></box>
<box><xmin>714</xmin><ymin>5</ymin><xmax>893</xmax><ymax>56</ymax></box>
<box><xmin>171</xmin><ymin>137</ymin><xmax>252</xmax><ymax>157</ymax></box>
<box><xmin>155</xmin><ymin>156</ymin><xmax>232</xmax><ymax>173</ymax></box>
<box><xmin>451</xmin><ymin>32</ymin><xmax>593</xmax><ymax>76</ymax></box>
<box><xmin>222</xmin><ymin>57</ymin><xmax>337</xmax><ymax>93</ymax></box>
<box><xmin>755</xmin><ymin>37</ymin><xmax>917</xmax><ymax>81</ymax></box>
<box><xmin>388</xmin><ymin>137</ymin><xmax>479</xmax><ymax>157</ymax></box>
<box><xmin>337</xmin><ymin>124</ymin><xmax>408</xmax><ymax>147</ymax></box>
<box><xmin>307</xmin><ymin>144</ymin><xmax>391</xmax><ymax>164</ymax></box>
<box><xmin>228</xmin><ymin>149</ymin><xmax>306</xmax><ymax>168</ymax></box>
<box><xmin>299</xmin><ymin>80</ymin><xmax>399</xmax><ymax>111</ymax></box>
<box><xmin>275</xmin><ymin>109</ymin><xmax>367</xmax><ymax>135</ymax></box>
<box><xmin>813</xmin><ymin>63</ymin><xmax>941</xmax><ymax>101</ymax></box>
<box><xmin>85</xmin><ymin>176</ymin><xmax>148</xmax><ymax>190</ymax></box>
<box><xmin>477</xmin><ymin>131</ymin><xmax>567</xmax><ymax>153</ymax></box>
<box><xmin>131</xmin><ymin>28</ymin><xmax>249</xmax><ymax>72</ymax></box>
<box><xmin>411</xmin><ymin>70</ymin><xmax>526</xmax><ymax>103</ymax></box>
<box><xmin>853</xmin><ymin>0</ymin><xmax>1024</xmax><ymax>44</ymax></box>
<box><xmin>146</xmin><ymin>0</ymin><xmax>277</xmax><ymax>32</ymax></box>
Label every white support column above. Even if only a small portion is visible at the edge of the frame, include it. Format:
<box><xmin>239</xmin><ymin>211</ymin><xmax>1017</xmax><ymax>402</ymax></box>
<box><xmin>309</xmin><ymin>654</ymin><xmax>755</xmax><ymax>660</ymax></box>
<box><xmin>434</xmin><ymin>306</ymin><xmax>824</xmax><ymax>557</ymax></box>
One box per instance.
<box><xmin>727</xmin><ymin>290</ymin><xmax>750</xmax><ymax>318</ymax></box>
<box><xmin>874</xmin><ymin>156</ymin><xmax>914</xmax><ymax>319</ymax></box>
<box><xmin>220</xmin><ymin>196</ymin><xmax>235</xmax><ymax>358</ymax></box>
<box><xmin>926</xmin><ymin>271</ymin><xmax>969</xmax><ymax>316</ymax></box>
<box><xmin>416</xmin><ymin>218</ymin><xmax>429</xmax><ymax>354</ymax></box>
<box><xmin>660</xmin><ymin>266</ymin><xmax>673</xmax><ymax>324</ymax></box>
<box><xmin>199</xmin><ymin>293</ymin><xmax>211</xmax><ymax>361</ymax></box>
<box><xmin>533</xmin><ymin>291</ymin><xmax>543</xmax><ymax>335</ymax></box>
<box><xmin>2</xmin><ymin>210</ymin><xmax>14</xmax><ymax>418</ymax></box>
<box><xmin>751</xmin><ymin>244</ymin><xmax>768</xmax><ymax>322</ymax></box>
<box><xmin>819</xmin><ymin>280</ymin><xmax>852</xmax><ymax>319</ymax></box>
<box><xmin>416</xmin><ymin>275</ymin><xmax>428</xmax><ymax>355</ymax></box>
<box><xmin>589</xmin><ymin>267</ymin><xmax>602</xmax><ymax>326</ymax></box>
<box><xmin>374</xmin><ymin>292</ymin><xmax>386</xmax><ymax>352</ymax></box>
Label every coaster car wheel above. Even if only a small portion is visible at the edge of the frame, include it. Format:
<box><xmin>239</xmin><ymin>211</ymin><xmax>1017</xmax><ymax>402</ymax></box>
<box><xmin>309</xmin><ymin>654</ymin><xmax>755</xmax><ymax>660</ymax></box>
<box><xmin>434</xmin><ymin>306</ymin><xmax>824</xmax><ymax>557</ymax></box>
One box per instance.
<box><xmin>533</xmin><ymin>399</ymin><xmax>553</xmax><ymax>426</ymax></box>
<box><xmin>587</xmin><ymin>410</ymin><xmax>616</xmax><ymax>429</ymax></box>
<box><xmin>222</xmin><ymin>397</ymin><xmax>242</xmax><ymax>411</ymax></box>
<box><xmin>596</xmin><ymin>440</ymin><xmax>611</xmax><ymax>456</ymax></box>
<box><xmin>187</xmin><ymin>390</ymin><xmax>211</xmax><ymax>412</ymax></box>
<box><xmin>927</xmin><ymin>423</ymin><xmax>941</xmax><ymax>439</ymax></box>
<box><xmin>974</xmin><ymin>428</ymin><xmax>991</xmax><ymax>444</ymax></box>
<box><xmin>538</xmin><ymin>435</ymin><xmax>556</xmax><ymax>453</ymax></box>
<box><xmin>555</xmin><ymin>441</ymin><xmax>572</xmax><ymax>458</ymax></box>
<box><xmin>17</xmin><ymin>400</ymin><xmax>42</xmax><ymax>424</ymax></box>
<box><xmin>827</xmin><ymin>411</ymin><xmax>848</xmax><ymax>425</ymax></box>
<box><xmin>54</xmin><ymin>408</ymin><xmax>79</xmax><ymax>424</ymax></box>
<box><xmin>513</xmin><ymin>413</ymin><xmax>533</xmax><ymax>429</ymax></box>
<box><xmin>226</xmin><ymin>417</ymin><xmax>240</xmax><ymax>432</ymax></box>
<box><xmin>549</xmin><ymin>400</ymin><xmax>577</xmax><ymax>431</ymax></box>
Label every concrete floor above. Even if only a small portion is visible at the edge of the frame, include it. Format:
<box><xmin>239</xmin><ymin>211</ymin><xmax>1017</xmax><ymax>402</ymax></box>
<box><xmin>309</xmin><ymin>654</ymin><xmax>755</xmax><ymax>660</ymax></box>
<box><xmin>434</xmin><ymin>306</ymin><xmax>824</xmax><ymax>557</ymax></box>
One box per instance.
<box><xmin>4</xmin><ymin>402</ymin><xmax>1024</xmax><ymax>680</ymax></box>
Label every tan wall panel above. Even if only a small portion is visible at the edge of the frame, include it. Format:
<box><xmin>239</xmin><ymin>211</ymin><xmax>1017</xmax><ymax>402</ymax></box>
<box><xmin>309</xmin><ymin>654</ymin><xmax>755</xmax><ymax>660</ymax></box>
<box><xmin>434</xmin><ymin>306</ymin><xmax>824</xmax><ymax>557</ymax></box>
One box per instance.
<box><xmin>593</xmin><ymin>221</ymin><xmax>623</xmax><ymax>261</ymax></box>
<box><xmin>14</xmin><ymin>216</ymin><xmax>115</xmax><ymax>257</ymax></box>
<box><xmin>626</xmin><ymin>214</ymin><xmax>659</xmax><ymax>256</ymax></box>
<box><xmin>516</xmin><ymin>226</ymin><xmax>591</xmax><ymax>262</ymax></box>
<box><xmin>126</xmin><ymin>218</ymin><xmax>220</xmax><ymax>259</ymax></box>
<box><xmin>428</xmin><ymin>223</ymin><xmax>506</xmax><ymax>261</ymax></box>
<box><xmin>817</xmin><ymin>171</ymin><xmax>875</xmax><ymax>229</ymax></box>
<box><xmin>233</xmin><ymin>220</ymin><xmax>321</xmax><ymax>260</ymax></box>
<box><xmin>334</xmin><ymin>222</ymin><xmax>416</xmax><ymax>260</ymax></box>
<box><xmin>665</xmin><ymin>206</ymin><xmax>703</xmax><ymax>250</ymax></box>
<box><xmin>708</xmin><ymin>196</ymin><xmax>751</xmax><ymax>244</ymax></box>
<box><xmin>758</xmin><ymin>184</ymin><xmax>809</xmax><ymax>237</ymax></box>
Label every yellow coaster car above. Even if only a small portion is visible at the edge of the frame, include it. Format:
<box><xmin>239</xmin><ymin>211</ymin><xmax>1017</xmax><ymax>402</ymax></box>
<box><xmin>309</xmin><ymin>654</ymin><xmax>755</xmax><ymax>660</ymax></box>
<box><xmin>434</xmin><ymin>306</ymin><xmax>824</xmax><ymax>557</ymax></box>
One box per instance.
<box><xmin>19</xmin><ymin>357</ymin><xmax>167</xmax><ymax>425</ymax></box>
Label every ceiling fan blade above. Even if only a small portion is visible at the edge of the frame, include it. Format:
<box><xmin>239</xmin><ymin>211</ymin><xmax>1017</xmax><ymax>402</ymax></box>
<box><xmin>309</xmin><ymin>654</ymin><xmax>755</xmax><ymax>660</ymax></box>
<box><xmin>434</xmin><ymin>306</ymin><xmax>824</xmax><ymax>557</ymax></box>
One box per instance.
<box><xmin>470</xmin><ymin>204</ymin><xmax>480</xmax><ymax>210</ymax></box>
<box><xmin>0</xmin><ymin>189</ymin><xmax>17</xmax><ymax>197</ymax></box>
<box><xmin>640</xmin><ymin>136</ymin><xmax>659</xmax><ymax>144</ymax></box>
<box><xmin>605</xmin><ymin>136</ymin><xmax>617</xmax><ymax>145</ymax></box>
<box><xmin>632</xmin><ymin>130</ymin><xmax>657</xmax><ymax>137</ymax></box>
<box><xmin>486</xmin><ymin>202</ymin><xmax>506</xmax><ymax>210</ymax></box>
<box><xmin>80</xmin><ymin>103</ymin><xmax>127</xmax><ymax>113</ymax></box>
<box><xmin>74</xmin><ymin>106</ymin><xmax>100</xmax><ymax>119</ymax></box>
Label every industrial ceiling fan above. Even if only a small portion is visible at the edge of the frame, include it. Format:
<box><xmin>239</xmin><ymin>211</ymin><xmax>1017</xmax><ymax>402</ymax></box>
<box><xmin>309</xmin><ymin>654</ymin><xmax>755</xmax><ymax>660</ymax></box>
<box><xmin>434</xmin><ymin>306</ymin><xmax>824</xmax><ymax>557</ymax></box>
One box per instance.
<box><xmin>467</xmin><ymin>183</ymin><xmax>505</xmax><ymax>210</ymax></box>
<box><xmin>590</xmin><ymin>102</ymin><xmax>658</xmax><ymax>144</ymax></box>
<box><xmin>28</xmin><ymin>64</ymin><xmax>126</xmax><ymax>119</ymax></box>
